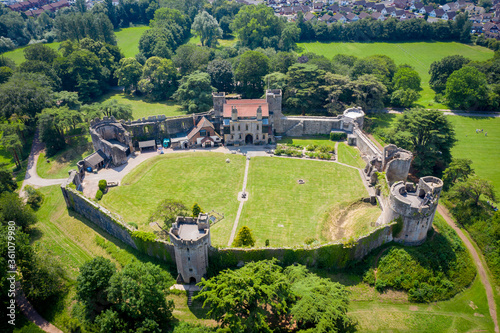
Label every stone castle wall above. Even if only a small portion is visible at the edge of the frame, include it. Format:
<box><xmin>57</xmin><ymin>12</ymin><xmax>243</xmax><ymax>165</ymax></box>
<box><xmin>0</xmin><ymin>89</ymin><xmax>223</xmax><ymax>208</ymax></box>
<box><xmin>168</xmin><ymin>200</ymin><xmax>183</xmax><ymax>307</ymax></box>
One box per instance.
<box><xmin>353</xmin><ymin>128</ymin><xmax>382</xmax><ymax>160</ymax></box>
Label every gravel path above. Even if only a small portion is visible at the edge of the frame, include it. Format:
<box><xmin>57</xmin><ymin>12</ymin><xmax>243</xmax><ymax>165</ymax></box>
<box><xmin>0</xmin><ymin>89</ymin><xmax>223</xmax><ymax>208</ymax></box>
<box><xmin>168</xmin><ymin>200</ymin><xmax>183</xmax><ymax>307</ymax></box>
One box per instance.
<box><xmin>227</xmin><ymin>157</ymin><xmax>251</xmax><ymax>246</ymax></box>
<box><xmin>437</xmin><ymin>205</ymin><xmax>499</xmax><ymax>333</ymax></box>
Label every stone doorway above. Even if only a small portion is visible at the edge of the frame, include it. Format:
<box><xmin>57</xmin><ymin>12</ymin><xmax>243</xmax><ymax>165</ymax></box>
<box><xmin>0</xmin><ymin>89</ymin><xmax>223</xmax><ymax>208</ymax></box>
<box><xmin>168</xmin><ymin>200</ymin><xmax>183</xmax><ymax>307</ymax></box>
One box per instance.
<box><xmin>245</xmin><ymin>134</ymin><xmax>253</xmax><ymax>145</ymax></box>
<box><xmin>189</xmin><ymin>277</ymin><xmax>197</xmax><ymax>284</ymax></box>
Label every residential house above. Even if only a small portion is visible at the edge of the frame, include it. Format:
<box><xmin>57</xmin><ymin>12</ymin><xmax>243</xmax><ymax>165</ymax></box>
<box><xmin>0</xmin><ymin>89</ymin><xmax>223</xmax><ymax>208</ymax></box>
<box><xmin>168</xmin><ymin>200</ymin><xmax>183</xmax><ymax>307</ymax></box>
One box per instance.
<box><xmin>340</xmin><ymin>6</ymin><xmax>352</xmax><ymax>13</ymax></box>
<box><xmin>346</xmin><ymin>13</ymin><xmax>359</xmax><ymax>21</ymax></box>
<box><xmin>422</xmin><ymin>5</ymin><xmax>434</xmax><ymax>14</ymax></box>
<box><xmin>386</xmin><ymin>6</ymin><xmax>397</xmax><ymax>16</ymax></box>
<box><xmin>304</xmin><ymin>12</ymin><xmax>317</xmax><ymax>21</ymax></box>
<box><xmin>354</xmin><ymin>0</ymin><xmax>366</xmax><ymax>7</ymax></box>
<box><xmin>313</xmin><ymin>2</ymin><xmax>324</xmax><ymax>11</ymax></box>
<box><xmin>484</xmin><ymin>22</ymin><xmax>499</xmax><ymax>33</ymax></box>
<box><xmin>332</xmin><ymin>14</ymin><xmax>347</xmax><ymax>23</ymax></box>
<box><xmin>187</xmin><ymin>117</ymin><xmax>221</xmax><ymax>148</ymax></box>
<box><xmin>441</xmin><ymin>11</ymin><xmax>456</xmax><ymax>20</ymax></box>
<box><xmin>319</xmin><ymin>13</ymin><xmax>333</xmax><ymax>21</ymax></box>
<box><xmin>365</xmin><ymin>2</ymin><xmax>376</xmax><ymax>11</ymax></box>
<box><xmin>472</xmin><ymin>22</ymin><xmax>484</xmax><ymax>33</ymax></box>
<box><xmin>371</xmin><ymin>12</ymin><xmax>385</xmax><ymax>20</ymax></box>
<box><xmin>482</xmin><ymin>13</ymin><xmax>493</xmax><ymax>22</ymax></box>
<box><xmin>412</xmin><ymin>2</ymin><xmax>424</xmax><ymax>11</ymax></box>
<box><xmin>375</xmin><ymin>3</ymin><xmax>387</xmax><ymax>14</ymax></box>
<box><xmin>434</xmin><ymin>8</ymin><xmax>445</xmax><ymax>17</ymax></box>
<box><xmin>394</xmin><ymin>0</ymin><xmax>408</xmax><ymax>9</ymax></box>
<box><xmin>327</xmin><ymin>4</ymin><xmax>340</xmax><ymax>12</ymax></box>
<box><xmin>358</xmin><ymin>11</ymin><xmax>371</xmax><ymax>19</ymax></box>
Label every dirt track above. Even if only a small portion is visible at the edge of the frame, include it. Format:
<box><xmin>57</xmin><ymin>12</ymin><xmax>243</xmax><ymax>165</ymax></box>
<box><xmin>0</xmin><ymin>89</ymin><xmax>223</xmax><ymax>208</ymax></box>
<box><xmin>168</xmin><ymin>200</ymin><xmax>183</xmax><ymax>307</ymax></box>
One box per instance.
<box><xmin>437</xmin><ymin>205</ymin><xmax>499</xmax><ymax>333</ymax></box>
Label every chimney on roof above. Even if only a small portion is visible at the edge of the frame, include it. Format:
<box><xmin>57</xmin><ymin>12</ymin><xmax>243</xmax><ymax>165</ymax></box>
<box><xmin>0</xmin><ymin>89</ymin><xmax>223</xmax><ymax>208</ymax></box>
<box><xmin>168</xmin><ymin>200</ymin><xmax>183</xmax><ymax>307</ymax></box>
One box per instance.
<box><xmin>231</xmin><ymin>106</ymin><xmax>238</xmax><ymax>121</ymax></box>
<box><xmin>257</xmin><ymin>105</ymin><xmax>262</xmax><ymax>120</ymax></box>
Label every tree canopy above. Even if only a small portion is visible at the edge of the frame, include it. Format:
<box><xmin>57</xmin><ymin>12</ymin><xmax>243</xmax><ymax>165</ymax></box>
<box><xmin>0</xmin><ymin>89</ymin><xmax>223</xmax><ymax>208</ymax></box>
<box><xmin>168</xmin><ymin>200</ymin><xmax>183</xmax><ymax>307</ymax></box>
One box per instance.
<box><xmin>192</xmin><ymin>11</ymin><xmax>223</xmax><ymax>48</ymax></box>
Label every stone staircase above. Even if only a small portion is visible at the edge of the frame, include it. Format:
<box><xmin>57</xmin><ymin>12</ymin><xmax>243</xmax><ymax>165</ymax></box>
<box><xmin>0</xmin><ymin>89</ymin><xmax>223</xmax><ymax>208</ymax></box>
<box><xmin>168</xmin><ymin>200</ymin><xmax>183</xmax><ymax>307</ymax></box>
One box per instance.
<box><xmin>187</xmin><ymin>290</ymin><xmax>195</xmax><ymax>306</ymax></box>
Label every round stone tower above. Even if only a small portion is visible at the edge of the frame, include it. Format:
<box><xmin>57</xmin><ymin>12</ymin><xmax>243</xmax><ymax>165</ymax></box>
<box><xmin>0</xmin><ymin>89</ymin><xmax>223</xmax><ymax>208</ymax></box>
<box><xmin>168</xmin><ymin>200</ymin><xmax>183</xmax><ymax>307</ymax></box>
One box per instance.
<box><xmin>169</xmin><ymin>214</ymin><xmax>211</xmax><ymax>284</ymax></box>
<box><xmin>386</xmin><ymin>176</ymin><xmax>443</xmax><ymax>245</ymax></box>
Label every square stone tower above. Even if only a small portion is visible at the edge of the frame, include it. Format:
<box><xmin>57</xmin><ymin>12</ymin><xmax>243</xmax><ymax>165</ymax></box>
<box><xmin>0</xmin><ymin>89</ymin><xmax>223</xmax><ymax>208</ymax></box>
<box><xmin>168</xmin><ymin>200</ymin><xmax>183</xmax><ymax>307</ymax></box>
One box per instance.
<box><xmin>169</xmin><ymin>214</ymin><xmax>211</xmax><ymax>284</ymax></box>
<box><xmin>266</xmin><ymin>89</ymin><xmax>283</xmax><ymax>134</ymax></box>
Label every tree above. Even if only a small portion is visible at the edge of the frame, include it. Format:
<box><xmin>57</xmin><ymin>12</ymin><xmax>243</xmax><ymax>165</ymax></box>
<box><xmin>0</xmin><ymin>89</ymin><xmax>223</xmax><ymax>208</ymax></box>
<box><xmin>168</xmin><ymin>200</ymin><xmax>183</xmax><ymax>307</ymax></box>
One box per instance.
<box><xmin>387</xmin><ymin>108</ymin><xmax>456</xmax><ymax>176</ymax></box>
<box><xmin>0</xmin><ymin>66</ymin><xmax>12</xmax><ymax>84</ymax></box>
<box><xmin>445</xmin><ymin>66</ymin><xmax>489</xmax><ymax>110</ymax></box>
<box><xmin>442</xmin><ymin>158</ymin><xmax>474</xmax><ymax>191</ymax></box>
<box><xmin>352</xmin><ymin>74</ymin><xmax>388</xmax><ymax>111</ymax></box>
<box><xmin>149</xmin><ymin>199</ymin><xmax>188</xmax><ymax>229</ymax></box>
<box><xmin>232</xmin><ymin>226</ymin><xmax>255</xmax><ymax>247</ymax></box>
<box><xmin>234</xmin><ymin>50</ymin><xmax>269</xmax><ymax>98</ymax></box>
<box><xmin>429</xmin><ymin>55</ymin><xmax>470</xmax><ymax>94</ymax></box>
<box><xmin>279</xmin><ymin>22</ymin><xmax>300</xmax><ymax>51</ymax></box>
<box><xmin>106</xmin><ymin>262</ymin><xmax>174</xmax><ymax>331</ymax></box>
<box><xmin>192</xmin><ymin>203</ymin><xmax>202</xmax><ymax>217</ymax></box>
<box><xmin>0</xmin><ymin>130</ymin><xmax>22</xmax><ymax>169</ymax></box>
<box><xmin>172</xmin><ymin>44</ymin><xmax>213</xmax><ymax>76</ymax></box>
<box><xmin>263</xmin><ymin>72</ymin><xmax>287</xmax><ymax>90</ymax></box>
<box><xmin>270</xmin><ymin>51</ymin><xmax>297</xmax><ymax>74</ymax></box>
<box><xmin>37</xmin><ymin>109</ymin><xmax>67</xmax><ymax>156</ymax></box>
<box><xmin>0</xmin><ymin>165</ymin><xmax>16</xmax><ymax>194</ymax></box>
<box><xmin>0</xmin><ymin>192</ymin><xmax>37</xmax><ymax>229</ymax></box>
<box><xmin>98</xmin><ymin>99</ymin><xmax>133</xmax><ymax>120</ymax></box>
<box><xmin>285</xmin><ymin>265</ymin><xmax>356</xmax><ymax>333</ymax></box>
<box><xmin>449</xmin><ymin>176</ymin><xmax>496</xmax><ymax>206</ymax></box>
<box><xmin>138</xmin><ymin>56</ymin><xmax>178</xmax><ymax>101</ymax></box>
<box><xmin>285</xmin><ymin>63</ymin><xmax>326</xmax><ymax>115</ymax></box>
<box><xmin>23</xmin><ymin>43</ymin><xmax>58</xmax><ymax>63</ymax></box>
<box><xmin>0</xmin><ymin>73</ymin><xmax>53</xmax><ymax>119</ymax></box>
<box><xmin>195</xmin><ymin>259</ymin><xmax>293</xmax><ymax>332</ymax></box>
<box><xmin>173</xmin><ymin>71</ymin><xmax>215</xmax><ymax>113</ymax></box>
<box><xmin>393</xmin><ymin>66</ymin><xmax>421</xmax><ymax>91</ymax></box>
<box><xmin>351</xmin><ymin>55</ymin><xmax>396</xmax><ymax>90</ymax></box>
<box><xmin>207</xmin><ymin>58</ymin><xmax>234</xmax><ymax>92</ymax></box>
<box><xmin>230</xmin><ymin>4</ymin><xmax>284</xmax><ymax>49</ymax></box>
<box><xmin>391</xmin><ymin>89</ymin><xmax>419</xmax><ymax>108</ymax></box>
<box><xmin>52</xmin><ymin>91</ymin><xmax>81</xmax><ymax>110</ymax></box>
<box><xmin>77</xmin><ymin>257</ymin><xmax>116</xmax><ymax>318</ymax></box>
<box><xmin>114</xmin><ymin>57</ymin><xmax>143</xmax><ymax>94</ymax></box>
<box><xmin>192</xmin><ymin>11</ymin><xmax>223</xmax><ymax>47</ymax></box>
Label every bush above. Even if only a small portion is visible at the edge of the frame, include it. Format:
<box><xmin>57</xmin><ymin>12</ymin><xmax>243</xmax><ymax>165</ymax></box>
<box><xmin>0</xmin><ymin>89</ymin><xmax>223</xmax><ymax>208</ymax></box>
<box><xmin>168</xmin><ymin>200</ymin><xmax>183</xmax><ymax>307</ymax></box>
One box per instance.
<box><xmin>128</xmin><ymin>222</ymin><xmax>138</xmax><ymax>229</ymax></box>
<box><xmin>265</xmin><ymin>239</ymin><xmax>270</xmax><ymax>247</ymax></box>
<box><xmin>274</xmin><ymin>147</ymin><xmax>285</xmax><ymax>155</ymax></box>
<box><xmin>306</xmin><ymin>144</ymin><xmax>317</xmax><ymax>151</ymax></box>
<box><xmin>25</xmin><ymin>185</ymin><xmax>44</xmax><ymax>209</ymax></box>
<box><xmin>316</xmin><ymin>145</ymin><xmax>331</xmax><ymax>153</ymax></box>
<box><xmin>95</xmin><ymin>190</ymin><xmax>103</xmax><ymax>200</ymax></box>
<box><xmin>317</xmin><ymin>152</ymin><xmax>332</xmax><ymax>160</ymax></box>
<box><xmin>304</xmin><ymin>237</ymin><xmax>317</xmax><ymax>245</ymax></box>
<box><xmin>98</xmin><ymin>180</ymin><xmax>107</xmax><ymax>192</ymax></box>
<box><xmin>131</xmin><ymin>230</ymin><xmax>157</xmax><ymax>242</ymax></box>
<box><xmin>305</xmin><ymin>151</ymin><xmax>317</xmax><ymax>158</ymax></box>
<box><xmin>330</xmin><ymin>132</ymin><xmax>347</xmax><ymax>141</ymax></box>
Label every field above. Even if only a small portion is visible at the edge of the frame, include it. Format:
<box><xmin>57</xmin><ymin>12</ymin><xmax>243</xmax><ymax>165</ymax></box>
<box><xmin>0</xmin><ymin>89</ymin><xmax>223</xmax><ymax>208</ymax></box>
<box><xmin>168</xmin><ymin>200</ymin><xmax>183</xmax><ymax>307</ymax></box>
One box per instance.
<box><xmin>102</xmin><ymin>153</ymin><xmax>246</xmax><ymax>246</ymax></box>
<box><xmin>240</xmin><ymin>156</ymin><xmax>369</xmax><ymax>247</ymax></box>
<box><xmin>115</xmin><ymin>25</ymin><xmax>149</xmax><ymax>57</ymax></box>
<box><xmin>277</xmin><ymin>135</ymin><xmax>336</xmax><ymax>149</ymax></box>
<box><xmin>448</xmin><ymin>116</ymin><xmax>500</xmax><ymax>196</ymax></box>
<box><xmin>298</xmin><ymin>41</ymin><xmax>494</xmax><ymax>108</ymax></box>
<box><xmin>37</xmin><ymin>135</ymin><xmax>93</xmax><ymax>179</ymax></box>
<box><xmin>98</xmin><ymin>90</ymin><xmax>185</xmax><ymax>119</ymax></box>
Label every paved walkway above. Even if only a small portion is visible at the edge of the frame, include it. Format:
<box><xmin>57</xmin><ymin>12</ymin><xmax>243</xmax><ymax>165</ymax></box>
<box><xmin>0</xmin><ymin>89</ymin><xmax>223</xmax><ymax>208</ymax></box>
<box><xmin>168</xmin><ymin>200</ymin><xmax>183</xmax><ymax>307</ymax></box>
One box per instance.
<box><xmin>228</xmin><ymin>157</ymin><xmax>251</xmax><ymax>246</ymax></box>
<box><xmin>15</xmin><ymin>282</ymin><xmax>64</xmax><ymax>333</ymax></box>
<box><xmin>437</xmin><ymin>205</ymin><xmax>499</xmax><ymax>333</ymax></box>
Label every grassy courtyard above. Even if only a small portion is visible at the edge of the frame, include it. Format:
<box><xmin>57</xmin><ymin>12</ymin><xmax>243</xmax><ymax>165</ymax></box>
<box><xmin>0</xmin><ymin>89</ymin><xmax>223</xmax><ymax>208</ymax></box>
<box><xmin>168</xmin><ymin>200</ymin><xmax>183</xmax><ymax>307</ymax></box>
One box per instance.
<box><xmin>298</xmin><ymin>41</ymin><xmax>493</xmax><ymax>108</ymax></box>
<box><xmin>98</xmin><ymin>91</ymin><xmax>186</xmax><ymax>119</ymax></box>
<box><xmin>337</xmin><ymin>142</ymin><xmax>366</xmax><ymax>169</ymax></box>
<box><xmin>37</xmin><ymin>135</ymin><xmax>93</xmax><ymax>179</ymax></box>
<box><xmin>115</xmin><ymin>25</ymin><xmax>149</xmax><ymax>57</ymax></box>
<box><xmin>102</xmin><ymin>153</ymin><xmax>246</xmax><ymax>246</ymax></box>
<box><xmin>240</xmin><ymin>156</ymin><xmax>369</xmax><ymax>247</ymax></box>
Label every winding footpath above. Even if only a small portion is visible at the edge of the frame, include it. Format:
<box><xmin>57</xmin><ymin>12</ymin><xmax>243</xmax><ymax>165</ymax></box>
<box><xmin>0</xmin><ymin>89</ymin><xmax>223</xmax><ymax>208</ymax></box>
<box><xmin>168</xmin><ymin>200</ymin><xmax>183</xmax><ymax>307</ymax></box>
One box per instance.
<box><xmin>437</xmin><ymin>205</ymin><xmax>499</xmax><ymax>333</ymax></box>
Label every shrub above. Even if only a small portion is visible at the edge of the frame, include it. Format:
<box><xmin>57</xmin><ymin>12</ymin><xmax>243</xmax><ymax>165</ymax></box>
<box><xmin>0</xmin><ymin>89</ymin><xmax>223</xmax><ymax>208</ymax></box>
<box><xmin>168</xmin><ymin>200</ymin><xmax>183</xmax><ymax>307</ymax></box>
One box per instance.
<box><xmin>317</xmin><ymin>152</ymin><xmax>332</xmax><ymax>160</ymax></box>
<box><xmin>128</xmin><ymin>222</ymin><xmax>138</xmax><ymax>229</ymax></box>
<box><xmin>305</xmin><ymin>151</ymin><xmax>317</xmax><ymax>158</ymax></box>
<box><xmin>98</xmin><ymin>180</ymin><xmax>107</xmax><ymax>192</ymax></box>
<box><xmin>306</xmin><ymin>144</ymin><xmax>317</xmax><ymax>151</ymax></box>
<box><xmin>131</xmin><ymin>230</ymin><xmax>157</xmax><ymax>242</ymax></box>
<box><xmin>25</xmin><ymin>185</ymin><xmax>44</xmax><ymax>209</ymax></box>
<box><xmin>265</xmin><ymin>239</ymin><xmax>270</xmax><ymax>247</ymax></box>
<box><xmin>330</xmin><ymin>132</ymin><xmax>347</xmax><ymax>141</ymax></box>
<box><xmin>192</xmin><ymin>202</ymin><xmax>202</xmax><ymax>217</ymax></box>
<box><xmin>304</xmin><ymin>237</ymin><xmax>317</xmax><ymax>245</ymax></box>
<box><xmin>363</xmin><ymin>269</ymin><xmax>376</xmax><ymax>285</ymax></box>
<box><xmin>274</xmin><ymin>147</ymin><xmax>285</xmax><ymax>155</ymax></box>
<box><xmin>316</xmin><ymin>145</ymin><xmax>331</xmax><ymax>153</ymax></box>
<box><xmin>95</xmin><ymin>190</ymin><xmax>103</xmax><ymax>200</ymax></box>
<box><xmin>232</xmin><ymin>226</ymin><xmax>255</xmax><ymax>247</ymax></box>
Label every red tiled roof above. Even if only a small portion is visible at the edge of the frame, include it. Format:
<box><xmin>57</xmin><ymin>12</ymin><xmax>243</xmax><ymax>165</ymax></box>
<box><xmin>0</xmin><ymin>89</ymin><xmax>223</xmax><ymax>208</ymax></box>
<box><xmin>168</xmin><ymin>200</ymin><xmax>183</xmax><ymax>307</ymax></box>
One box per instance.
<box><xmin>223</xmin><ymin>99</ymin><xmax>269</xmax><ymax>118</ymax></box>
<box><xmin>187</xmin><ymin>117</ymin><xmax>214</xmax><ymax>140</ymax></box>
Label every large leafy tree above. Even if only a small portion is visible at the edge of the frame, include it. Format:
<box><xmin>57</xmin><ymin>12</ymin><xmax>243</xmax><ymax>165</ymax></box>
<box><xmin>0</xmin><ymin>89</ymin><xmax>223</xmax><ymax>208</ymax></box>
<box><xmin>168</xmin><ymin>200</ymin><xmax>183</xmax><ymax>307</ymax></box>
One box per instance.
<box><xmin>429</xmin><ymin>55</ymin><xmax>470</xmax><ymax>94</ymax></box>
<box><xmin>0</xmin><ymin>165</ymin><xmax>16</xmax><ymax>194</ymax></box>
<box><xmin>234</xmin><ymin>50</ymin><xmax>269</xmax><ymax>98</ymax></box>
<box><xmin>173</xmin><ymin>71</ymin><xmax>215</xmax><ymax>113</ymax></box>
<box><xmin>232</xmin><ymin>226</ymin><xmax>255</xmax><ymax>247</ymax></box>
<box><xmin>230</xmin><ymin>4</ymin><xmax>284</xmax><ymax>49</ymax></box>
<box><xmin>445</xmin><ymin>66</ymin><xmax>489</xmax><ymax>110</ymax></box>
<box><xmin>285</xmin><ymin>63</ymin><xmax>326</xmax><ymax>114</ymax></box>
<box><xmin>449</xmin><ymin>176</ymin><xmax>496</xmax><ymax>206</ymax></box>
<box><xmin>0</xmin><ymin>192</ymin><xmax>37</xmax><ymax>229</ymax></box>
<box><xmin>442</xmin><ymin>158</ymin><xmax>475</xmax><ymax>191</ymax></box>
<box><xmin>148</xmin><ymin>199</ymin><xmax>188</xmax><ymax>229</ymax></box>
<box><xmin>207</xmin><ymin>58</ymin><xmax>234</xmax><ymax>92</ymax></box>
<box><xmin>192</xmin><ymin>11</ymin><xmax>223</xmax><ymax>48</ymax></box>
<box><xmin>23</xmin><ymin>43</ymin><xmax>59</xmax><ymax>63</ymax></box>
<box><xmin>114</xmin><ymin>57</ymin><xmax>143</xmax><ymax>94</ymax></box>
<box><xmin>138</xmin><ymin>56</ymin><xmax>178</xmax><ymax>101</ymax></box>
<box><xmin>172</xmin><ymin>44</ymin><xmax>213</xmax><ymax>76</ymax></box>
<box><xmin>77</xmin><ymin>257</ymin><xmax>116</xmax><ymax>318</ymax></box>
<box><xmin>196</xmin><ymin>259</ymin><xmax>293</xmax><ymax>332</ymax></box>
<box><xmin>387</xmin><ymin>108</ymin><xmax>456</xmax><ymax>176</ymax></box>
<box><xmin>393</xmin><ymin>65</ymin><xmax>421</xmax><ymax>91</ymax></box>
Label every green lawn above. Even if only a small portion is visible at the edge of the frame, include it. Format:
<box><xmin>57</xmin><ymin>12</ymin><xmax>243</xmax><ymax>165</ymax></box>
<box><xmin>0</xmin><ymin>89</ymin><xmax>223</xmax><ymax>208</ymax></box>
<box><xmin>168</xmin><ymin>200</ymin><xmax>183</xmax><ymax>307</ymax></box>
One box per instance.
<box><xmin>448</xmin><ymin>116</ymin><xmax>500</xmax><ymax>197</ymax></box>
<box><xmin>188</xmin><ymin>34</ymin><xmax>238</xmax><ymax>48</ymax></box>
<box><xmin>337</xmin><ymin>142</ymin><xmax>366</xmax><ymax>169</ymax></box>
<box><xmin>37</xmin><ymin>135</ymin><xmax>93</xmax><ymax>179</ymax></box>
<box><xmin>298</xmin><ymin>41</ymin><xmax>493</xmax><ymax>108</ymax></box>
<box><xmin>102</xmin><ymin>153</ymin><xmax>246</xmax><ymax>246</ymax></box>
<box><xmin>2</xmin><ymin>42</ymin><xmax>61</xmax><ymax>65</ymax></box>
<box><xmin>240</xmin><ymin>156</ymin><xmax>368</xmax><ymax>247</ymax></box>
<box><xmin>115</xmin><ymin>25</ymin><xmax>149</xmax><ymax>58</ymax></box>
<box><xmin>98</xmin><ymin>90</ymin><xmax>186</xmax><ymax>119</ymax></box>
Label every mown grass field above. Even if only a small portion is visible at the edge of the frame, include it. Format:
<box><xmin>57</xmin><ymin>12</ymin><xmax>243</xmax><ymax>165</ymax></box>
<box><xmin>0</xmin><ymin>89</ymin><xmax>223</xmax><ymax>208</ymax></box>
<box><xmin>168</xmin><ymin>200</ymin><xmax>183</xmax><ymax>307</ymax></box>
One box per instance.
<box><xmin>115</xmin><ymin>25</ymin><xmax>149</xmax><ymax>58</ymax></box>
<box><xmin>37</xmin><ymin>135</ymin><xmax>93</xmax><ymax>179</ymax></box>
<box><xmin>277</xmin><ymin>135</ymin><xmax>336</xmax><ymax>149</ymax></box>
<box><xmin>102</xmin><ymin>153</ymin><xmax>246</xmax><ymax>246</ymax></box>
<box><xmin>98</xmin><ymin>90</ymin><xmax>185</xmax><ymax>119</ymax></box>
<box><xmin>298</xmin><ymin>41</ymin><xmax>494</xmax><ymax>108</ymax></box>
<box><xmin>448</xmin><ymin>116</ymin><xmax>500</xmax><ymax>196</ymax></box>
<box><xmin>337</xmin><ymin>142</ymin><xmax>366</xmax><ymax>169</ymax></box>
<box><xmin>240</xmin><ymin>156</ymin><xmax>368</xmax><ymax>247</ymax></box>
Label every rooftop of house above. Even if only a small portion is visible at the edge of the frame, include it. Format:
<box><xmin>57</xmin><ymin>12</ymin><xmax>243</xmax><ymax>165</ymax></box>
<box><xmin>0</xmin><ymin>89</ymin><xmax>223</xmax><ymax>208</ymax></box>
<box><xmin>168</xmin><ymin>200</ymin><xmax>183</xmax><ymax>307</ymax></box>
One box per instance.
<box><xmin>223</xmin><ymin>99</ymin><xmax>270</xmax><ymax>118</ymax></box>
